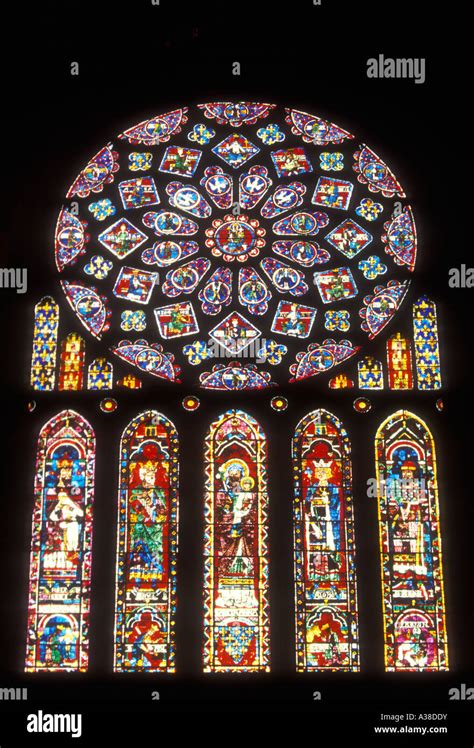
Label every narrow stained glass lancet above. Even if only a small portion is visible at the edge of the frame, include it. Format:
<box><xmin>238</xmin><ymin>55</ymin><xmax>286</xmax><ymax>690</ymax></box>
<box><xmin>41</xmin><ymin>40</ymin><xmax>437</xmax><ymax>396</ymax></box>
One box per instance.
<box><xmin>375</xmin><ymin>410</ymin><xmax>448</xmax><ymax>671</ymax></box>
<box><xmin>387</xmin><ymin>333</ymin><xmax>413</xmax><ymax>390</ymax></box>
<box><xmin>114</xmin><ymin>411</ymin><xmax>179</xmax><ymax>672</ymax></box>
<box><xmin>412</xmin><ymin>296</ymin><xmax>442</xmax><ymax>390</ymax></box>
<box><xmin>58</xmin><ymin>333</ymin><xmax>85</xmax><ymax>391</ymax></box>
<box><xmin>25</xmin><ymin>410</ymin><xmax>95</xmax><ymax>672</ymax></box>
<box><xmin>293</xmin><ymin>409</ymin><xmax>359</xmax><ymax>671</ymax></box>
<box><xmin>30</xmin><ymin>296</ymin><xmax>59</xmax><ymax>391</ymax></box>
<box><xmin>203</xmin><ymin>409</ymin><xmax>270</xmax><ymax>672</ymax></box>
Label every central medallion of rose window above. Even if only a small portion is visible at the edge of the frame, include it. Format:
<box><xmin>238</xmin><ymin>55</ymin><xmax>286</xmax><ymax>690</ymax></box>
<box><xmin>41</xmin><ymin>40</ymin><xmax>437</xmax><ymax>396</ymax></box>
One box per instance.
<box><xmin>205</xmin><ymin>214</ymin><xmax>266</xmax><ymax>262</ymax></box>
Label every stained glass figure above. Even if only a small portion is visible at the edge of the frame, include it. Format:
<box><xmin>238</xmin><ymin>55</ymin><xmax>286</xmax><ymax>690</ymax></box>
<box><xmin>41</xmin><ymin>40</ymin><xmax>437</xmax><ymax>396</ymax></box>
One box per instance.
<box><xmin>375</xmin><ymin>410</ymin><xmax>448</xmax><ymax>671</ymax></box>
<box><xmin>58</xmin><ymin>333</ymin><xmax>85</xmax><ymax>391</ymax></box>
<box><xmin>293</xmin><ymin>409</ymin><xmax>359</xmax><ymax>671</ymax></box>
<box><xmin>55</xmin><ymin>208</ymin><xmax>90</xmax><ymax>271</ymax></box>
<box><xmin>61</xmin><ymin>281</ymin><xmax>111</xmax><ymax>339</ymax></box>
<box><xmin>360</xmin><ymin>280</ymin><xmax>410</xmax><ymax>340</ymax></box>
<box><xmin>119</xmin><ymin>108</ymin><xmax>188</xmax><ymax>145</ymax></box>
<box><xmin>412</xmin><ymin>297</ymin><xmax>442</xmax><ymax>390</ymax></box>
<box><xmin>325</xmin><ymin>219</ymin><xmax>372</xmax><ymax>258</ymax></box>
<box><xmin>200</xmin><ymin>362</ymin><xmax>274</xmax><ymax>391</ymax></box>
<box><xmin>114</xmin><ymin>411</ymin><xmax>179</xmax><ymax>672</ymax></box>
<box><xmin>25</xmin><ymin>410</ymin><xmax>95</xmax><ymax>671</ymax></box>
<box><xmin>203</xmin><ymin>410</ymin><xmax>270</xmax><ymax>671</ymax></box>
<box><xmin>290</xmin><ymin>340</ymin><xmax>360</xmax><ymax>382</ymax></box>
<box><xmin>31</xmin><ymin>297</ymin><xmax>59</xmax><ymax>391</ymax></box>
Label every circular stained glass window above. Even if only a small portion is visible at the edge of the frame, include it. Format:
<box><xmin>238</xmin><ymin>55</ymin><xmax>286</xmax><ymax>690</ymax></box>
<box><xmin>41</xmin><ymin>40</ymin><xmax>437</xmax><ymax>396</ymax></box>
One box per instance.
<box><xmin>55</xmin><ymin>101</ymin><xmax>416</xmax><ymax>390</ymax></box>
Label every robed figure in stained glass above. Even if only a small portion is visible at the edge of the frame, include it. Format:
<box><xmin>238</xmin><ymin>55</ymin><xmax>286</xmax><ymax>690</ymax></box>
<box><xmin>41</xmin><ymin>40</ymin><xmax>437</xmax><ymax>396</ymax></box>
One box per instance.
<box><xmin>114</xmin><ymin>411</ymin><xmax>179</xmax><ymax>672</ymax></box>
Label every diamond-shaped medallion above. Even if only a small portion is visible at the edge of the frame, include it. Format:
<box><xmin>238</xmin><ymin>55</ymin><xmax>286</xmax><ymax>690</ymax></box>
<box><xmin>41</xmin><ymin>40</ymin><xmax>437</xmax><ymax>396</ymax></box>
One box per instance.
<box><xmin>212</xmin><ymin>133</ymin><xmax>259</xmax><ymax>169</ymax></box>
<box><xmin>98</xmin><ymin>218</ymin><xmax>148</xmax><ymax>259</ymax></box>
<box><xmin>324</xmin><ymin>219</ymin><xmax>372</xmax><ymax>258</ymax></box>
<box><xmin>209</xmin><ymin>311</ymin><xmax>261</xmax><ymax>355</ymax></box>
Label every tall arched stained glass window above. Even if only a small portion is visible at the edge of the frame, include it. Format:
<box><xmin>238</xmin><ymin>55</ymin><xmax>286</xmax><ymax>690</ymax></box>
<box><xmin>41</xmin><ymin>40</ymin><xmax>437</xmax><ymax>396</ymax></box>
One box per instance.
<box><xmin>114</xmin><ymin>411</ymin><xmax>179</xmax><ymax>672</ymax></box>
<box><xmin>25</xmin><ymin>410</ymin><xmax>95</xmax><ymax>672</ymax></box>
<box><xmin>293</xmin><ymin>409</ymin><xmax>359</xmax><ymax>671</ymax></box>
<box><xmin>375</xmin><ymin>410</ymin><xmax>448</xmax><ymax>671</ymax></box>
<box><xmin>203</xmin><ymin>409</ymin><xmax>270</xmax><ymax>672</ymax></box>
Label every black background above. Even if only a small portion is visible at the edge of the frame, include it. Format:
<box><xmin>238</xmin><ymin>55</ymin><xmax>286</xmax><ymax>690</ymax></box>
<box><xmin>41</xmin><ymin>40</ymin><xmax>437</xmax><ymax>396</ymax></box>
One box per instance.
<box><xmin>0</xmin><ymin>0</ymin><xmax>472</xmax><ymax>742</ymax></box>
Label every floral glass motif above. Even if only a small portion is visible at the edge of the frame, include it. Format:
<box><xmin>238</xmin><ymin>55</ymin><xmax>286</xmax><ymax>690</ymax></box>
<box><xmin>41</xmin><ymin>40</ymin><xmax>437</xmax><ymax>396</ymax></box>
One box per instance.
<box><xmin>121</xmin><ymin>309</ymin><xmax>147</xmax><ymax>332</ymax></box>
<box><xmin>324</xmin><ymin>310</ymin><xmax>350</xmax><ymax>332</ymax></box>
<box><xmin>375</xmin><ymin>411</ymin><xmax>448</xmax><ymax>671</ymax></box>
<box><xmin>31</xmin><ymin>297</ymin><xmax>59</xmax><ymax>391</ymax></box>
<box><xmin>412</xmin><ymin>297</ymin><xmax>442</xmax><ymax>390</ymax></box>
<box><xmin>357</xmin><ymin>356</ymin><xmax>384</xmax><ymax>389</ymax></box>
<box><xmin>256</xmin><ymin>124</ymin><xmax>285</xmax><ymax>145</ymax></box>
<box><xmin>84</xmin><ymin>255</ymin><xmax>113</xmax><ymax>280</ymax></box>
<box><xmin>355</xmin><ymin>198</ymin><xmax>383</xmax><ymax>222</ymax></box>
<box><xmin>54</xmin><ymin>102</ymin><xmax>418</xmax><ymax>389</ymax></box>
<box><xmin>88</xmin><ymin>198</ymin><xmax>116</xmax><ymax>221</ymax></box>
<box><xmin>320</xmin><ymin>152</ymin><xmax>344</xmax><ymax>171</ymax></box>
<box><xmin>25</xmin><ymin>410</ymin><xmax>95</xmax><ymax>671</ymax></box>
<box><xmin>203</xmin><ymin>410</ymin><xmax>270</xmax><ymax>672</ymax></box>
<box><xmin>87</xmin><ymin>357</ymin><xmax>113</xmax><ymax>390</ymax></box>
<box><xmin>359</xmin><ymin>255</ymin><xmax>387</xmax><ymax>280</ymax></box>
<box><xmin>114</xmin><ymin>411</ymin><xmax>179</xmax><ymax>672</ymax></box>
<box><xmin>128</xmin><ymin>152</ymin><xmax>153</xmax><ymax>171</ymax></box>
<box><xmin>293</xmin><ymin>410</ymin><xmax>359</xmax><ymax>671</ymax></box>
<box><xmin>188</xmin><ymin>124</ymin><xmax>215</xmax><ymax>145</ymax></box>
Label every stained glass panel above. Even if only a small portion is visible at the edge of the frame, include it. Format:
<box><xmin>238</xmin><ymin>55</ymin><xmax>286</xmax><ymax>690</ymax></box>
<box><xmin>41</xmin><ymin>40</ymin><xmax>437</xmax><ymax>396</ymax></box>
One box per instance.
<box><xmin>30</xmin><ymin>296</ymin><xmax>59</xmax><ymax>391</ymax></box>
<box><xmin>114</xmin><ymin>411</ymin><xmax>179</xmax><ymax>671</ymax></box>
<box><xmin>50</xmin><ymin>102</ymin><xmax>417</xmax><ymax>390</ymax></box>
<box><xmin>25</xmin><ymin>410</ymin><xmax>95</xmax><ymax>672</ymax></box>
<box><xmin>58</xmin><ymin>333</ymin><xmax>85</xmax><ymax>391</ymax></box>
<box><xmin>413</xmin><ymin>296</ymin><xmax>442</xmax><ymax>390</ymax></box>
<box><xmin>203</xmin><ymin>409</ymin><xmax>270</xmax><ymax>672</ymax></box>
<box><xmin>375</xmin><ymin>410</ymin><xmax>448</xmax><ymax>671</ymax></box>
<box><xmin>293</xmin><ymin>409</ymin><xmax>359</xmax><ymax>671</ymax></box>
<box><xmin>387</xmin><ymin>333</ymin><xmax>413</xmax><ymax>390</ymax></box>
